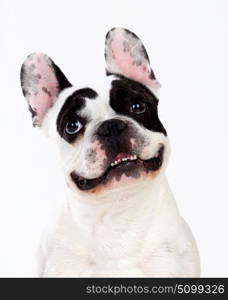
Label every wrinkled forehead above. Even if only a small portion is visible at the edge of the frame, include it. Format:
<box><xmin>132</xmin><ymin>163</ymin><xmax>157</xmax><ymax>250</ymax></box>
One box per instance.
<box><xmin>51</xmin><ymin>75</ymin><xmax>115</xmax><ymax>121</ymax></box>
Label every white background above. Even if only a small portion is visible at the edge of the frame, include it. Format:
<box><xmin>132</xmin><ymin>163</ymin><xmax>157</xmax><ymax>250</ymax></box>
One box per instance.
<box><xmin>0</xmin><ymin>0</ymin><xmax>227</xmax><ymax>277</ymax></box>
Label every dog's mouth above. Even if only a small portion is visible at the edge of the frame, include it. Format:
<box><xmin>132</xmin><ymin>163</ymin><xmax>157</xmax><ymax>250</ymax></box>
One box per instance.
<box><xmin>71</xmin><ymin>145</ymin><xmax>164</xmax><ymax>191</ymax></box>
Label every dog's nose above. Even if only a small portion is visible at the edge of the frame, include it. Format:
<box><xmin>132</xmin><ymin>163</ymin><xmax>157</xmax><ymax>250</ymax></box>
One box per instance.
<box><xmin>97</xmin><ymin>119</ymin><xmax>127</xmax><ymax>138</ymax></box>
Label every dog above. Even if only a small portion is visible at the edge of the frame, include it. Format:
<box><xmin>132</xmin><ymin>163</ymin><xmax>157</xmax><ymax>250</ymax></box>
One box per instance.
<box><xmin>20</xmin><ymin>28</ymin><xmax>200</xmax><ymax>277</ymax></box>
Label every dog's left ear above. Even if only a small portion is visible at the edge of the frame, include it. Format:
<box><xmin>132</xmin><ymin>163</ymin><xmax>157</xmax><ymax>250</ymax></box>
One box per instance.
<box><xmin>105</xmin><ymin>28</ymin><xmax>160</xmax><ymax>98</ymax></box>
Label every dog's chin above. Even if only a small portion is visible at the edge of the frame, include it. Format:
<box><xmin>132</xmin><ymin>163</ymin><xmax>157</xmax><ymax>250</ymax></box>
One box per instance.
<box><xmin>70</xmin><ymin>145</ymin><xmax>164</xmax><ymax>194</ymax></box>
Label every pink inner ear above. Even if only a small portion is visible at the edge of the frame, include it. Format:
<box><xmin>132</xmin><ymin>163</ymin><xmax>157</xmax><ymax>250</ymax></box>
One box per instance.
<box><xmin>107</xmin><ymin>30</ymin><xmax>160</xmax><ymax>96</ymax></box>
<box><xmin>25</xmin><ymin>54</ymin><xmax>59</xmax><ymax>124</ymax></box>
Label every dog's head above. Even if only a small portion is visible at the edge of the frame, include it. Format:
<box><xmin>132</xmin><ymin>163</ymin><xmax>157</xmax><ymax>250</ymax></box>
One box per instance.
<box><xmin>20</xmin><ymin>28</ymin><xmax>169</xmax><ymax>196</ymax></box>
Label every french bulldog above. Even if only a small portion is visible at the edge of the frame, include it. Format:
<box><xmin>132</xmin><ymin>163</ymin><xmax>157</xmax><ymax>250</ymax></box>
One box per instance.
<box><xmin>20</xmin><ymin>28</ymin><xmax>200</xmax><ymax>277</ymax></box>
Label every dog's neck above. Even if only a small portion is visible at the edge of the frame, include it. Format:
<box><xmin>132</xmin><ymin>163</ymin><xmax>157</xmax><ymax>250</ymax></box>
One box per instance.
<box><xmin>65</xmin><ymin>173</ymin><xmax>176</xmax><ymax>228</ymax></box>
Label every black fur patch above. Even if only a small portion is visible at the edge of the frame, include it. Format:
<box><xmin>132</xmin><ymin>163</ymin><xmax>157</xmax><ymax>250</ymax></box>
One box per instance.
<box><xmin>109</xmin><ymin>76</ymin><xmax>167</xmax><ymax>135</ymax></box>
<box><xmin>51</xmin><ymin>59</ymin><xmax>72</xmax><ymax>91</ymax></box>
<box><xmin>20</xmin><ymin>65</ymin><xmax>28</xmax><ymax>98</ymax></box>
<box><xmin>57</xmin><ymin>88</ymin><xmax>98</xmax><ymax>143</ymax></box>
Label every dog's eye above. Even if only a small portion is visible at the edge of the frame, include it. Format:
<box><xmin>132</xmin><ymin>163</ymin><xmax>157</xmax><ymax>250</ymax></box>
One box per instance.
<box><xmin>130</xmin><ymin>102</ymin><xmax>146</xmax><ymax>114</ymax></box>
<box><xmin>65</xmin><ymin>120</ymin><xmax>82</xmax><ymax>135</ymax></box>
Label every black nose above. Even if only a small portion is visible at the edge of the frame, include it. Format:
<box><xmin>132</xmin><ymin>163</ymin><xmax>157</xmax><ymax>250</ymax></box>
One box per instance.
<box><xmin>97</xmin><ymin>119</ymin><xmax>127</xmax><ymax>138</ymax></box>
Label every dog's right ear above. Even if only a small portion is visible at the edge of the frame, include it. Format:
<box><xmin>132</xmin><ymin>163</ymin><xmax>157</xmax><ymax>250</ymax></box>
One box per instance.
<box><xmin>20</xmin><ymin>53</ymin><xmax>72</xmax><ymax>127</ymax></box>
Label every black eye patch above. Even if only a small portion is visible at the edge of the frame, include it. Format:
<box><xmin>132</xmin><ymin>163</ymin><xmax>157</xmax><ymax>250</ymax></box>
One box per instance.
<box><xmin>57</xmin><ymin>88</ymin><xmax>98</xmax><ymax>143</ymax></box>
<box><xmin>109</xmin><ymin>77</ymin><xmax>167</xmax><ymax>136</ymax></box>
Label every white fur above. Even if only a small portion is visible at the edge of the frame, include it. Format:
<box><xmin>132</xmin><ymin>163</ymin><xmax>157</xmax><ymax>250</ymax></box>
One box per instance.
<box><xmin>37</xmin><ymin>175</ymin><xmax>200</xmax><ymax>277</ymax></box>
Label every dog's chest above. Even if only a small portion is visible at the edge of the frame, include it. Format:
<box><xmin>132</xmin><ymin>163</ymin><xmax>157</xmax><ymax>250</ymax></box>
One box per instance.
<box><xmin>44</xmin><ymin>206</ymin><xmax>153</xmax><ymax>277</ymax></box>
